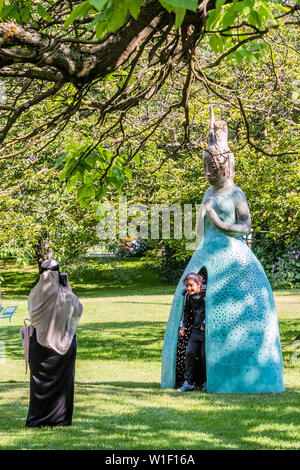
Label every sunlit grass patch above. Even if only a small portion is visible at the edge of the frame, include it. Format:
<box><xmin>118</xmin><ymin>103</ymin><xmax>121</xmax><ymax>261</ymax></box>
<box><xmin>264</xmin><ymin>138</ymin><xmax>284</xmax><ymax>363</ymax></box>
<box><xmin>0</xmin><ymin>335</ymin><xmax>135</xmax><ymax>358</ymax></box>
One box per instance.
<box><xmin>0</xmin><ymin>258</ymin><xmax>299</xmax><ymax>450</ymax></box>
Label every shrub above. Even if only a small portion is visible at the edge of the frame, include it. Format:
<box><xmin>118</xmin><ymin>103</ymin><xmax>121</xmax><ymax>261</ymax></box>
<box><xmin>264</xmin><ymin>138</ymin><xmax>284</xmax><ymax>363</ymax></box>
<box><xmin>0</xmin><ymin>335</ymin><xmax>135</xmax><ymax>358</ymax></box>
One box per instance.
<box><xmin>143</xmin><ymin>242</ymin><xmax>191</xmax><ymax>283</ymax></box>
<box><xmin>145</xmin><ymin>236</ymin><xmax>300</xmax><ymax>289</ymax></box>
<box><xmin>268</xmin><ymin>239</ymin><xmax>300</xmax><ymax>289</ymax></box>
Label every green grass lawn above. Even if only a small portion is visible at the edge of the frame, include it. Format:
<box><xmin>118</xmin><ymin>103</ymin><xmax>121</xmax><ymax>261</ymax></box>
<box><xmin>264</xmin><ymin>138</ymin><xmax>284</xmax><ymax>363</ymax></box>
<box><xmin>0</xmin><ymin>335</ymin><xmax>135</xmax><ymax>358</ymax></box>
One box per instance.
<box><xmin>0</xmin><ymin>258</ymin><xmax>299</xmax><ymax>450</ymax></box>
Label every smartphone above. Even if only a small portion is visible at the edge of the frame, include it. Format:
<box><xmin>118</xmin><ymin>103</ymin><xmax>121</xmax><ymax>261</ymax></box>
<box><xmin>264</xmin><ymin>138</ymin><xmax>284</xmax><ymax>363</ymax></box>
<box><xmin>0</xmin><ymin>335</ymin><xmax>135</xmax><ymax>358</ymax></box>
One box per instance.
<box><xmin>60</xmin><ymin>273</ymin><xmax>68</xmax><ymax>287</ymax></box>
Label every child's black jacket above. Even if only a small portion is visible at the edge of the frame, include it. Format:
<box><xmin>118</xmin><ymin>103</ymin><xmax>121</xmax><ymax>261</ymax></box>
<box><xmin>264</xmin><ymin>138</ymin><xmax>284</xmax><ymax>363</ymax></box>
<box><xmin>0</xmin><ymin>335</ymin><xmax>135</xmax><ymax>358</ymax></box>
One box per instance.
<box><xmin>181</xmin><ymin>290</ymin><xmax>206</xmax><ymax>330</ymax></box>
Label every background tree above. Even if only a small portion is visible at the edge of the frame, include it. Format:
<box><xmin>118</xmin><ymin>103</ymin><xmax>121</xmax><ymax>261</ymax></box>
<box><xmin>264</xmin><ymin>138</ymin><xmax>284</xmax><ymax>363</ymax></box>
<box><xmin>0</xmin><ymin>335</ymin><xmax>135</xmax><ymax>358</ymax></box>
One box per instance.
<box><xmin>0</xmin><ymin>144</ymin><xmax>100</xmax><ymax>266</ymax></box>
<box><xmin>0</xmin><ymin>0</ymin><xmax>298</xmax><ymax>196</ymax></box>
<box><xmin>0</xmin><ymin>1</ymin><xmax>299</xmax><ymax>282</ymax></box>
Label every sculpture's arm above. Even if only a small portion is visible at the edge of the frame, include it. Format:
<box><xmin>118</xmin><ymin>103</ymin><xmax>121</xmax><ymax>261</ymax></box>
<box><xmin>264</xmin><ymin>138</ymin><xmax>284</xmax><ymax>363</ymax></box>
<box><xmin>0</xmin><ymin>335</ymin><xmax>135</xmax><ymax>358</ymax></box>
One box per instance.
<box><xmin>208</xmin><ymin>194</ymin><xmax>252</xmax><ymax>238</ymax></box>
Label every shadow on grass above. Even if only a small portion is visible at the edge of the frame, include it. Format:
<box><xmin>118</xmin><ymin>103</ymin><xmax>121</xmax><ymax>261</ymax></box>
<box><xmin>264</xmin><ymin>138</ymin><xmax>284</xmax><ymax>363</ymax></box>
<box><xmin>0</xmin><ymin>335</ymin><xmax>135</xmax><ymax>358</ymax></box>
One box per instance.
<box><xmin>1</xmin><ymin>271</ymin><xmax>38</xmax><ymax>299</ymax></box>
<box><xmin>1</xmin><ymin>285</ymin><xmax>177</xmax><ymax>301</ymax></box>
<box><xmin>0</xmin><ymin>321</ymin><xmax>167</xmax><ymax>361</ymax></box>
<box><xmin>76</xmin><ymin>321</ymin><xmax>165</xmax><ymax>361</ymax></box>
<box><xmin>73</xmin><ymin>285</ymin><xmax>176</xmax><ymax>299</ymax></box>
<box><xmin>0</xmin><ymin>258</ymin><xmax>176</xmax><ymax>300</ymax></box>
<box><xmin>109</xmin><ymin>300</ymin><xmax>172</xmax><ymax>304</ymax></box>
<box><xmin>0</xmin><ymin>380</ymin><xmax>299</xmax><ymax>450</ymax></box>
<box><xmin>1</xmin><ymin>318</ymin><xmax>299</xmax><ymax>365</ymax></box>
<box><xmin>1</xmin><ymin>276</ymin><xmax>176</xmax><ymax>301</ymax></box>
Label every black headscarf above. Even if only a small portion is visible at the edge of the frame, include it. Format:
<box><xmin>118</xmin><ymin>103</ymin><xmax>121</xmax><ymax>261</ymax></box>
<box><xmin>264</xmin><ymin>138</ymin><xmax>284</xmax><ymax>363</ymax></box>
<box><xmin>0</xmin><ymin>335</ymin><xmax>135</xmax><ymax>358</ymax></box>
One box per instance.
<box><xmin>31</xmin><ymin>260</ymin><xmax>66</xmax><ymax>289</ymax></box>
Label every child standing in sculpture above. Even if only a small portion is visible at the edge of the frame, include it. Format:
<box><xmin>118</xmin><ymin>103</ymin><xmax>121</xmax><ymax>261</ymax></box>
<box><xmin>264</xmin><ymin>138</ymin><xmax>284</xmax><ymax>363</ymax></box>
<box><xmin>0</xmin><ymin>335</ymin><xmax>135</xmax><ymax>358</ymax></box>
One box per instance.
<box><xmin>177</xmin><ymin>272</ymin><xmax>207</xmax><ymax>392</ymax></box>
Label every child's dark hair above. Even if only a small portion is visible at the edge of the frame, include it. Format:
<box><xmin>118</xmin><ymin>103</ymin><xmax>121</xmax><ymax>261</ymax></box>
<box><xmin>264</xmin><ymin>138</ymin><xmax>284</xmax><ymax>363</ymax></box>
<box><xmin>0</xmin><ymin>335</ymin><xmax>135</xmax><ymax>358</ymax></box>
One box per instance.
<box><xmin>183</xmin><ymin>272</ymin><xmax>203</xmax><ymax>285</ymax></box>
<box><xmin>181</xmin><ymin>272</ymin><xmax>203</xmax><ymax>295</ymax></box>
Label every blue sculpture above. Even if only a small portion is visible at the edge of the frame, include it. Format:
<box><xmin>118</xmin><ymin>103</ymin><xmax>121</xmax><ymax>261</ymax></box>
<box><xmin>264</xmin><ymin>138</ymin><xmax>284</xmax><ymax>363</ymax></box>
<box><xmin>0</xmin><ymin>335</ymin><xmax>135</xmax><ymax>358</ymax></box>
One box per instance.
<box><xmin>161</xmin><ymin>107</ymin><xmax>285</xmax><ymax>393</ymax></box>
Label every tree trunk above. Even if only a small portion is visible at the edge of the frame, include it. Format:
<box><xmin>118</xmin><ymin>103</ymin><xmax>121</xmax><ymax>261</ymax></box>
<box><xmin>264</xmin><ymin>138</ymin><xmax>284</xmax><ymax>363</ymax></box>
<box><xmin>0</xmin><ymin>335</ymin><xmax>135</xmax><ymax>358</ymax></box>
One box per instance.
<box><xmin>34</xmin><ymin>236</ymin><xmax>54</xmax><ymax>271</ymax></box>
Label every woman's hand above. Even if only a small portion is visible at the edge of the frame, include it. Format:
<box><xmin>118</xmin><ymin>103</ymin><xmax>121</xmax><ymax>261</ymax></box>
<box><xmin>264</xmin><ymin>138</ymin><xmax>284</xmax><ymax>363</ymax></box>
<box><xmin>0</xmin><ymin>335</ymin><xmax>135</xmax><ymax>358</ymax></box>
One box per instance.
<box><xmin>66</xmin><ymin>283</ymin><xmax>72</xmax><ymax>291</ymax></box>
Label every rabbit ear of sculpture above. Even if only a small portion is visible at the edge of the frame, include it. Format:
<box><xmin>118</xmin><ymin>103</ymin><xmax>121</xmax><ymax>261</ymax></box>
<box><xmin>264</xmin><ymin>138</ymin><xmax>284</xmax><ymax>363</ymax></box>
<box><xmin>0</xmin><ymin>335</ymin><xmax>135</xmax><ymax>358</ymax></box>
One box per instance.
<box><xmin>204</xmin><ymin>106</ymin><xmax>235</xmax><ymax>180</ymax></box>
<box><xmin>208</xmin><ymin>105</ymin><xmax>216</xmax><ymax>145</ymax></box>
<box><xmin>208</xmin><ymin>105</ymin><xmax>229</xmax><ymax>148</ymax></box>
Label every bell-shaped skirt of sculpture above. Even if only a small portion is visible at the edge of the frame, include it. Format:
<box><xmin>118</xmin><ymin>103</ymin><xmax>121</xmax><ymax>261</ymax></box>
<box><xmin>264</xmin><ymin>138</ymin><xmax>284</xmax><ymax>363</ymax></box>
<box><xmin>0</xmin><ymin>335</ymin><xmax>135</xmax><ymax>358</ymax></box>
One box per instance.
<box><xmin>161</xmin><ymin>229</ymin><xmax>285</xmax><ymax>393</ymax></box>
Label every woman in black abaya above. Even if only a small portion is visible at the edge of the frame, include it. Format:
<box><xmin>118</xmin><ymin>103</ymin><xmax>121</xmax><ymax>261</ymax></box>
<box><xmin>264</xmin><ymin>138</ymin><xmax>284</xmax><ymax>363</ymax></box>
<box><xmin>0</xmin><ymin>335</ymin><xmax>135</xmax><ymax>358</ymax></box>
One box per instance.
<box><xmin>22</xmin><ymin>259</ymin><xmax>83</xmax><ymax>428</ymax></box>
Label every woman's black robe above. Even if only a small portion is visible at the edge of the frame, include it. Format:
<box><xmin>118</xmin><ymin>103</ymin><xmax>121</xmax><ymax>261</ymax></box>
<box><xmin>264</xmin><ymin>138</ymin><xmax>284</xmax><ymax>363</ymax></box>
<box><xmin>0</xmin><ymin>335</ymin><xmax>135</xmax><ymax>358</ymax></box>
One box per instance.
<box><xmin>25</xmin><ymin>328</ymin><xmax>77</xmax><ymax>428</ymax></box>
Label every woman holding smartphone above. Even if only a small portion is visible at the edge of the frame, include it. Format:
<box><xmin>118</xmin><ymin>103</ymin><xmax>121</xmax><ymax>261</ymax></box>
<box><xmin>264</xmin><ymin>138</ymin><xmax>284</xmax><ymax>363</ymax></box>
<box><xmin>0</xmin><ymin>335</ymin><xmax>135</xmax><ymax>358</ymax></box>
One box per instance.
<box><xmin>23</xmin><ymin>259</ymin><xmax>83</xmax><ymax>428</ymax></box>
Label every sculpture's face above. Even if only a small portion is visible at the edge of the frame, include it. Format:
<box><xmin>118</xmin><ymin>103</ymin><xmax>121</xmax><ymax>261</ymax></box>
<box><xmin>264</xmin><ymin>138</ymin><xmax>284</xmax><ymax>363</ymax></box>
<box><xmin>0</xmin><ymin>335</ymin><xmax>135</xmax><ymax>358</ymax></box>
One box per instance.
<box><xmin>204</xmin><ymin>154</ymin><xmax>229</xmax><ymax>186</ymax></box>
